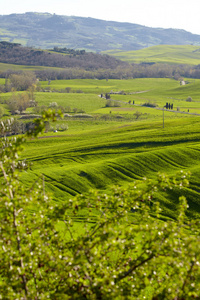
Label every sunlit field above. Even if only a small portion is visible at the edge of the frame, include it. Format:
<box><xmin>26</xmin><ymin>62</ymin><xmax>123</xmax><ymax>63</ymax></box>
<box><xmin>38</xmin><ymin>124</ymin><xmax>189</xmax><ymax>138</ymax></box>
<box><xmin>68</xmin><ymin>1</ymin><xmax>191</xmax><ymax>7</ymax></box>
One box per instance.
<box><xmin>1</xmin><ymin>77</ymin><xmax>200</xmax><ymax>219</ymax></box>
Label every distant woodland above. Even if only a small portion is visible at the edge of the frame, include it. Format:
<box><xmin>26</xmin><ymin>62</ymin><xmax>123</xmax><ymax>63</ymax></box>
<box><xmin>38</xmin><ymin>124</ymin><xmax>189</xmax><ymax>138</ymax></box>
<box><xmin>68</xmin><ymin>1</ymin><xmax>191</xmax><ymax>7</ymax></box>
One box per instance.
<box><xmin>0</xmin><ymin>42</ymin><xmax>126</xmax><ymax>70</ymax></box>
<box><xmin>1</xmin><ymin>42</ymin><xmax>200</xmax><ymax>81</ymax></box>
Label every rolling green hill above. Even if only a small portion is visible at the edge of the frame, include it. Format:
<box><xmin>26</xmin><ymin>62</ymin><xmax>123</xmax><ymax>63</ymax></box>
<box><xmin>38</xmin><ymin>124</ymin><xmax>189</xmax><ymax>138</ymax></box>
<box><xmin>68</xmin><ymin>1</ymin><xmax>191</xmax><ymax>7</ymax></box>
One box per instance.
<box><xmin>103</xmin><ymin>45</ymin><xmax>200</xmax><ymax>65</ymax></box>
<box><xmin>22</xmin><ymin>116</ymin><xmax>200</xmax><ymax>219</ymax></box>
<box><xmin>3</xmin><ymin>77</ymin><xmax>197</xmax><ymax>220</ymax></box>
<box><xmin>1</xmin><ymin>76</ymin><xmax>200</xmax><ymax>219</ymax></box>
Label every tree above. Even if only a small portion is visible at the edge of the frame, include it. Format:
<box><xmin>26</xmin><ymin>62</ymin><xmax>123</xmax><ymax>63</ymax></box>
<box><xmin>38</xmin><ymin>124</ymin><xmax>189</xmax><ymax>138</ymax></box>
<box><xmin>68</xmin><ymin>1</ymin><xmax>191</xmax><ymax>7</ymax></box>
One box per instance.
<box><xmin>11</xmin><ymin>119</ymin><xmax>25</xmax><ymax>135</ymax></box>
<box><xmin>105</xmin><ymin>93</ymin><xmax>110</xmax><ymax>99</ymax></box>
<box><xmin>0</xmin><ymin>106</ymin><xmax>4</xmax><ymax>118</ymax></box>
<box><xmin>1</xmin><ymin>114</ymin><xmax>200</xmax><ymax>299</ymax></box>
<box><xmin>49</xmin><ymin>102</ymin><xmax>58</xmax><ymax>109</ymax></box>
<box><xmin>186</xmin><ymin>96</ymin><xmax>193</xmax><ymax>102</ymax></box>
<box><xmin>105</xmin><ymin>99</ymin><xmax>113</xmax><ymax>107</ymax></box>
<box><xmin>27</xmin><ymin>83</ymin><xmax>37</xmax><ymax>100</ymax></box>
<box><xmin>9</xmin><ymin>71</ymin><xmax>37</xmax><ymax>91</ymax></box>
<box><xmin>7</xmin><ymin>93</ymin><xmax>30</xmax><ymax>114</ymax></box>
<box><xmin>134</xmin><ymin>111</ymin><xmax>142</xmax><ymax>119</ymax></box>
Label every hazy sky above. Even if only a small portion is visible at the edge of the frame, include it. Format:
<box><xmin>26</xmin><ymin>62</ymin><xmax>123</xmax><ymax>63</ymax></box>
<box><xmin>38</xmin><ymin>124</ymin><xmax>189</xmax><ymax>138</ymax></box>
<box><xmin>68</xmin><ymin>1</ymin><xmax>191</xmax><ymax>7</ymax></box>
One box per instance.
<box><xmin>1</xmin><ymin>0</ymin><xmax>200</xmax><ymax>35</ymax></box>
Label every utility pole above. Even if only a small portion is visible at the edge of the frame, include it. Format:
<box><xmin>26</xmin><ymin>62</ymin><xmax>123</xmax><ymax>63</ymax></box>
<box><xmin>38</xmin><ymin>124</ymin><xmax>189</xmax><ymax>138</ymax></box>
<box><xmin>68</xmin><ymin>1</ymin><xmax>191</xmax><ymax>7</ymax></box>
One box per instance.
<box><xmin>163</xmin><ymin>106</ymin><xmax>165</xmax><ymax>128</ymax></box>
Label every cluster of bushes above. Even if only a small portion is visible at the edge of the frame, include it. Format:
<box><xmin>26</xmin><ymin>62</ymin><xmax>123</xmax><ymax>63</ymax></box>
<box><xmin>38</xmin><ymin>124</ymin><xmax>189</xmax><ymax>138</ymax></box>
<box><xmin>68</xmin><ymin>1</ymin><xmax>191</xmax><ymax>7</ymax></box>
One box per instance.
<box><xmin>49</xmin><ymin>103</ymin><xmax>85</xmax><ymax>114</ymax></box>
<box><xmin>33</xmin><ymin>103</ymin><xmax>86</xmax><ymax>115</ymax></box>
<box><xmin>73</xmin><ymin>113</ymin><xmax>93</xmax><ymax>119</ymax></box>
<box><xmin>186</xmin><ymin>96</ymin><xmax>193</xmax><ymax>102</ymax></box>
<box><xmin>105</xmin><ymin>99</ymin><xmax>121</xmax><ymax>108</ymax></box>
<box><xmin>51</xmin><ymin>47</ymin><xmax>86</xmax><ymax>55</ymax></box>
<box><xmin>0</xmin><ymin>119</ymin><xmax>37</xmax><ymax>136</ymax></box>
<box><xmin>48</xmin><ymin>122</ymin><xmax>68</xmax><ymax>132</ymax></box>
<box><xmin>142</xmin><ymin>101</ymin><xmax>157</xmax><ymax>108</ymax></box>
<box><xmin>42</xmin><ymin>86</ymin><xmax>83</xmax><ymax>93</ymax></box>
<box><xmin>7</xmin><ymin>93</ymin><xmax>37</xmax><ymax>115</ymax></box>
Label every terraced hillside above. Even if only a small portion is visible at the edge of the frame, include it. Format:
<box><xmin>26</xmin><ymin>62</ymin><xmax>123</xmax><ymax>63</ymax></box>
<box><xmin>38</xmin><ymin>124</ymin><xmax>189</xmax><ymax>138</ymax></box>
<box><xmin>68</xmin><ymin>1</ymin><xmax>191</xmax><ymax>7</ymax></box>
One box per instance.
<box><xmin>22</xmin><ymin>116</ymin><xmax>200</xmax><ymax>220</ymax></box>
<box><xmin>1</xmin><ymin>77</ymin><xmax>200</xmax><ymax>220</ymax></box>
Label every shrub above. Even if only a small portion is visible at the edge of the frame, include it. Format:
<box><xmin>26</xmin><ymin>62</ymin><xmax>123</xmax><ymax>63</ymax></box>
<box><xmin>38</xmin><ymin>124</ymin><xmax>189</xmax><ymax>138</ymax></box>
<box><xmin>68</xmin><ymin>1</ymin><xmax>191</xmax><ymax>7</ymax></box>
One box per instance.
<box><xmin>113</xmin><ymin>101</ymin><xmax>121</xmax><ymax>107</ymax></box>
<box><xmin>0</xmin><ymin>106</ymin><xmax>4</xmax><ymax>117</ymax></box>
<box><xmin>142</xmin><ymin>101</ymin><xmax>157</xmax><ymax>107</ymax></box>
<box><xmin>65</xmin><ymin>106</ymin><xmax>71</xmax><ymax>113</ymax></box>
<box><xmin>186</xmin><ymin>96</ymin><xmax>193</xmax><ymax>102</ymax></box>
<box><xmin>105</xmin><ymin>99</ymin><xmax>114</xmax><ymax>107</ymax></box>
<box><xmin>134</xmin><ymin>111</ymin><xmax>142</xmax><ymax>119</ymax></box>
<box><xmin>73</xmin><ymin>113</ymin><xmax>93</xmax><ymax>118</ymax></box>
<box><xmin>33</xmin><ymin>105</ymin><xmax>48</xmax><ymax>114</ymax></box>
<box><xmin>65</xmin><ymin>87</ymin><xmax>71</xmax><ymax>93</ymax></box>
<box><xmin>7</xmin><ymin>93</ymin><xmax>30</xmax><ymax>114</ymax></box>
<box><xmin>49</xmin><ymin>102</ymin><xmax>58</xmax><ymax>108</ymax></box>
<box><xmin>52</xmin><ymin>123</ymin><xmax>69</xmax><ymax>131</ymax></box>
<box><xmin>100</xmin><ymin>114</ymin><xmax>111</xmax><ymax>120</ymax></box>
<box><xmin>73</xmin><ymin>107</ymin><xmax>78</xmax><ymax>113</ymax></box>
<box><xmin>9</xmin><ymin>71</ymin><xmax>37</xmax><ymax>91</ymax></box>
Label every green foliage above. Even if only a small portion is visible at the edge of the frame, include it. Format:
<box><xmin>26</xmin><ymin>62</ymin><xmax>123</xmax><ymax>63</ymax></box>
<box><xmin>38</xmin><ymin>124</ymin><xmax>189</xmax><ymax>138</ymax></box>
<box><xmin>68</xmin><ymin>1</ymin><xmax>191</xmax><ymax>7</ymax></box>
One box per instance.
<box><xmin>1</xmin><ymin>116</ymin><xmax>200</xmax><ymax>299</ymax></box>
<box><xmin>0</xmin><ymin>106</ymin><xmax>4</xmax><ymax>117</ymax></box>
<box><xmin>142</xmin><ymin>101</ymin><xmax>157</xmax><ymax>108</ymax></box>
<box><xmin>26</xmin><ymin>109</ymin><xmax>63</xmax><ymax>137</ymax></box>
<box><xmin>186</xmin><ymin>96</ymin><xmax>193</xmax><ymax>102</ymax></box>
<box><xmin>9</xmin><ymin>72</ymin><xmax>37</xmax><ymax>91</ymax></box>
<box><xmin>7</xmin><ymin>93</ymin><xmax>30</xmax><ymax>114</ymax></box>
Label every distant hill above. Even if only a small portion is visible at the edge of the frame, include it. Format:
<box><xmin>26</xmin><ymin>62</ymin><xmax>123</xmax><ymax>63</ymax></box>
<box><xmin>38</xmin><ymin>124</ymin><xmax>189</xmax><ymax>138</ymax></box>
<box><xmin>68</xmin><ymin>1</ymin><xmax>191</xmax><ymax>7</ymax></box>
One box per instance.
<box><xmin>103</xmin><ymin>45</ymin><xmax>200</xmax><ymax>65</ymax></box>
<box><xmin>0</xmin><ymin>41</ymin><xmax>127</xmax><ymax>70</ymax></box>
<box><xmin>0</xmin><ymin>12</ymin><xmax>200</xmax><ymax>52</ymax></box>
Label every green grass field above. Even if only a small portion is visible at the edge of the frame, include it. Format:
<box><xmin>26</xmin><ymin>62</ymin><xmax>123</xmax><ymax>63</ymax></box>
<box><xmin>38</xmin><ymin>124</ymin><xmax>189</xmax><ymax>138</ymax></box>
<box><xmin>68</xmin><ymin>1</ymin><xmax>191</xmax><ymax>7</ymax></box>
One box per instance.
<box><xmin>0</xmin><ymin>62</ymin><xmax>65</xmax><ymax>72</ymax></box>
<box><xmin>39</xmin><ymin>78</ymin><xmax>200</xmax><ymax>115</ymax></box>
<box><xmin>102</xmin><ymin>45</ymin><xmax>200</xmax><ymax>65</ymax></box>
<box><xmin>40</xmin><ymin>78</ymin><xmax>180</xmax><ymax>94</ymax></box>
<box><xmin>21</xmin><ymin>115</ymin><xmax>200</xmax><ymax>219</ymax></box>
<box><xmin>1</xmin><ymin>77</ymin><xmax>200</xmax><ymax>219</ymax></box>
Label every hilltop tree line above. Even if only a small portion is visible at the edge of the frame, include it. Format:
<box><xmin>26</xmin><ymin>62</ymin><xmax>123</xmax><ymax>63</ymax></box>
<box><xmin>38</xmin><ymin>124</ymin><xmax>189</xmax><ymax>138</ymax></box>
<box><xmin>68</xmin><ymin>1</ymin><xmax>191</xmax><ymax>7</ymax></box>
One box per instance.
<box><xmin>1</xmin><ymin>63</ymin><xmax>200</xmax><ymax>82</ymax></box>
<box><xmin>28</xmin><ymin>63</ymin><xmax>200</xmax><ymax>80</ymax></box>
<box><xmin>0</xmin><ymin>42</ymin><xmax>127</xmax><ymax>71</ymax></box>
<box><xmin>1</xmin><ymin>42</ymin><xmax>200</xmax><ymax>80</ymax></box>
<box><xmin>51</xmin><ymin>46</ymin><xmax>86</xmax><ymax>55</ymax></box>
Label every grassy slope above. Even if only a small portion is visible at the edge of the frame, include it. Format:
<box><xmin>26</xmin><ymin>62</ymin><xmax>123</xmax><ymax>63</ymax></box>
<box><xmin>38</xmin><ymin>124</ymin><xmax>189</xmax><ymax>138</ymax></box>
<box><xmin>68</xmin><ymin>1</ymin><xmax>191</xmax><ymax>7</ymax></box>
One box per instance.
<box><xmin>22</xmin><ymin>116</ymin><xmax>200</xmax><ymax>219</ymax></box>
<box><xmin>102</xmin><ymin>45</ymin><xmax>200</xmax><ymax>65</ymax></box>
<box><xmin>0</xmin><ymin>62</ymin><xmax>65</xmax><ymax>72</ymax></box>
<box><xmin>1</xmin><ymin>77</ymin><xmax>200</xmax><ymax>219</ymax></box>
<box><xmin>40</xmin><ymin>78</ymin><xmax>178</xmax><ymax>94</ymax></box>
<box><xmin>39</xmin><ymin>78</ymin><xmax>200</xmax><ymax>114</ymax></box>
